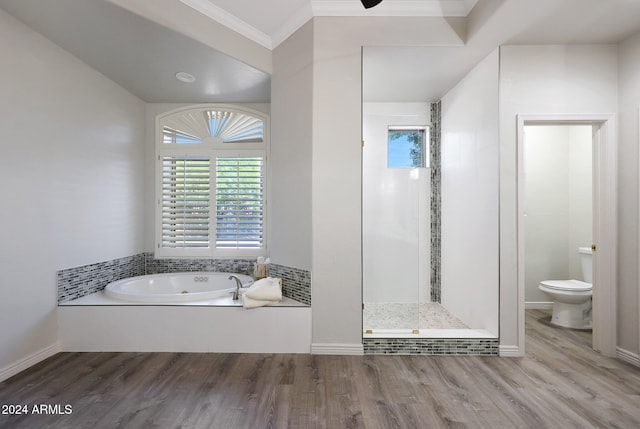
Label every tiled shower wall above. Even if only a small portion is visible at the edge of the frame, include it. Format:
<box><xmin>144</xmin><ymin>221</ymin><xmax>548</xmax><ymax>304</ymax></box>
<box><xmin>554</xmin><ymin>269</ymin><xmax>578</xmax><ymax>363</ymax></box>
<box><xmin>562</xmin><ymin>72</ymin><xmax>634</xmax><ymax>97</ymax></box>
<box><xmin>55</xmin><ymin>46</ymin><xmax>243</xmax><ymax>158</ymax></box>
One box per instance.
<box><xmin>57</xmin><ymin>253</ymin><xmax>311</xmax><ymax>305</ymax></box>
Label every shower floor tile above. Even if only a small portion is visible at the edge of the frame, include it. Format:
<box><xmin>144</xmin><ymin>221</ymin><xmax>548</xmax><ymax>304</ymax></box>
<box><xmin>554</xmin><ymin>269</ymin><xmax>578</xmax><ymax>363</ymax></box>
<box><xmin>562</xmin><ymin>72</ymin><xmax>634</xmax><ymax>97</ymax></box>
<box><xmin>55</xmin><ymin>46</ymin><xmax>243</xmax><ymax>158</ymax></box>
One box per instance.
<box><xmin>363</xmin><ymin>302</ymin><xmax>469</xmax><ymax>330</ymax></box>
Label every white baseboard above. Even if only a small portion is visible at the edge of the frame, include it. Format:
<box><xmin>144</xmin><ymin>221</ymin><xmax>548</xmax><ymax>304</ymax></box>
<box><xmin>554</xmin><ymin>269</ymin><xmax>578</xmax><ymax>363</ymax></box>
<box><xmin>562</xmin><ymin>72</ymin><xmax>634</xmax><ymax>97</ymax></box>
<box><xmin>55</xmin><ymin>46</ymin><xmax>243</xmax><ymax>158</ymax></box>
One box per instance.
<box><xmin>616</xmin><ymin>347</ymin><xmax>640</xmax><ymax>367</ymax></box>
<box><xmin>525</xmin><ymin>301</ymin><xmax>553</xmax><ymax>310</ymax></box>
<box><xmin>0</xmin><ymin>343</ymin><xmax>60</xmax><ymax>382</ymax></box>
<box><xmin>311</xmin><ymin>343</ymin><xmax>364</xmax><ymax>355</ymax></box>
<box><xmin>499</xmin><ymin>345</ymin><xmax>522</xmax><ymax>357</ymax></box>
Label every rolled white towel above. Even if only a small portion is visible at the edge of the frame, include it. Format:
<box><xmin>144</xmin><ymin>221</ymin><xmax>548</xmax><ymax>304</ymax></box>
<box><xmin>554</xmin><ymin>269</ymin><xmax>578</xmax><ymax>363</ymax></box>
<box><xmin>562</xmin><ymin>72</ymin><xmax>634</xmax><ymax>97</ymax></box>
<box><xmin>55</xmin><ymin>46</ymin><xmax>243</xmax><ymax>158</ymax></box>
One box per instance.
<box><xmin>244</xmin><ymin>277</ymin><xmax>282</xmax><ymax>301</ymax></box>
<box><xmin>242</xmin><ymin>294</ymin><xmax>276</xmax><ymax>309</ymax></box>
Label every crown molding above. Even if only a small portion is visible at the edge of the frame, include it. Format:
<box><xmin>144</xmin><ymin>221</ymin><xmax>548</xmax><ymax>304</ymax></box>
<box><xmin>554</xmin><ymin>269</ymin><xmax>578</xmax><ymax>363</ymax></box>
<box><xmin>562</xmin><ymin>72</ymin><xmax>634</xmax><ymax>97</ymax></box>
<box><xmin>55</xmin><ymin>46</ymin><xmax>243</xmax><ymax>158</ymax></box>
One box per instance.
<box><xmin>311</xmin><ymin>0</ymin><xmax>478</xmax><ymax>17</ymax></box>
<box><xmin>271</xmin><ymin>3</ymin><xmax>314</xmax><ymax>48</ymax></box>
<box><xmin>179</xmin><ymin>0</ymin><xmax>478</xmax><ymax>51</ymax></box>
<box><xmin>179</xmin><ymin>0</ymin><xmax>273</xmax><ymax>49</ymax></box>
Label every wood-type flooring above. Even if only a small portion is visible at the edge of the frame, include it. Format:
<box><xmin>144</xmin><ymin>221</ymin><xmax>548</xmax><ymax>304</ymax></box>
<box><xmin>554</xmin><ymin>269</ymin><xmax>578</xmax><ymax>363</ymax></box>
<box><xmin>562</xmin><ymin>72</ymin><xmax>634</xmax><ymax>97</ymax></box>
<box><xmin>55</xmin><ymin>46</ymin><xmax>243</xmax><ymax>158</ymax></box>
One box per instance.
<box><xmin>1</xmin><ymin>310</ymin><xmax>639</xmax><ymax>428</ymax></box>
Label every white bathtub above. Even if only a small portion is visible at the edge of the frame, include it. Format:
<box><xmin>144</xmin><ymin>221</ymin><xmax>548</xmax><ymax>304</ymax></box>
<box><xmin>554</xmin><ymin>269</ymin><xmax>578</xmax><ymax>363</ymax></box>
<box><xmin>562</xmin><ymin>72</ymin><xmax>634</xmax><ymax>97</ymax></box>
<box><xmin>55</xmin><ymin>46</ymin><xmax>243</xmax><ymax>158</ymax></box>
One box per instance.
<box><xmin>104</xmin><ymin>272</ymin><xmax>254</xmax><ymax>303</ymax></box>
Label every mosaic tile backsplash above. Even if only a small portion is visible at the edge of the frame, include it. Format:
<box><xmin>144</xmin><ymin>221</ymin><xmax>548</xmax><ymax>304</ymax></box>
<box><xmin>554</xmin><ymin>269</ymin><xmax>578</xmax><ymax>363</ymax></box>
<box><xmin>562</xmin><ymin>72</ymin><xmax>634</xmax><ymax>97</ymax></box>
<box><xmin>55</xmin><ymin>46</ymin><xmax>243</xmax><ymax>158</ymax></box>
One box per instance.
<box><xmin>57</xmin><ymin>254</ymin><xmax>145</xmax><ymax>303</ymax></box>
<box><xmin>269</xmin><ymin>264</ymin><xmax>312</xmax><ymax>306</ymax></box>
<box><xmin>145</xmin><ymin>255</ymin><xmax>254</xmax><ymax>277</ymax></box>
<box><xmin>57</xmin><ymin>253</ymin><xmax>311</xmax><ymax>305</ymax></box>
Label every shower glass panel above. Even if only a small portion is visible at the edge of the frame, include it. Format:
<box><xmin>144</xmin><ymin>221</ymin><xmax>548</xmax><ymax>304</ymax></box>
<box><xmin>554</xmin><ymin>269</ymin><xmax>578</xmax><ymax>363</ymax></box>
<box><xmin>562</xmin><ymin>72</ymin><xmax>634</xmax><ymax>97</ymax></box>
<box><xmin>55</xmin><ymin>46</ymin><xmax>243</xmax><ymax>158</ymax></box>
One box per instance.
<box><xmin>362</xmin><ymin>104</ymin><xmax>430</xmax><ymax>332</ymax></box>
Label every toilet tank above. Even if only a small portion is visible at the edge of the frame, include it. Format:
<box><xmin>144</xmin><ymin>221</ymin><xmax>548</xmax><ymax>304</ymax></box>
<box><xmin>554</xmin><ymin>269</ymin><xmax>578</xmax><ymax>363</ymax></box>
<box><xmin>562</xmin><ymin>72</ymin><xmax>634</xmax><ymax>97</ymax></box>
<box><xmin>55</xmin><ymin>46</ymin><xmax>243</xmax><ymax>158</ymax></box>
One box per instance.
<box><xmin>578</xmin><ymin>247</ymin><xmax>593</xmax><ymax>283</ymax></box>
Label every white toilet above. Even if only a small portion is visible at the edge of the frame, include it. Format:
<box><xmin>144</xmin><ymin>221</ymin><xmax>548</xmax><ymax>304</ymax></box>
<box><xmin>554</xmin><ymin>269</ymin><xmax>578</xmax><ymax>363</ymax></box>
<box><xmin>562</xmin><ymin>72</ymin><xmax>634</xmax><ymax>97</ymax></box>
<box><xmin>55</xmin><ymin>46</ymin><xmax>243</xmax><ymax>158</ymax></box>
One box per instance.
<box><xmin>538</xmin><ymin>247</ymin><xmax>593</xmax><ymax>330</ymax></box>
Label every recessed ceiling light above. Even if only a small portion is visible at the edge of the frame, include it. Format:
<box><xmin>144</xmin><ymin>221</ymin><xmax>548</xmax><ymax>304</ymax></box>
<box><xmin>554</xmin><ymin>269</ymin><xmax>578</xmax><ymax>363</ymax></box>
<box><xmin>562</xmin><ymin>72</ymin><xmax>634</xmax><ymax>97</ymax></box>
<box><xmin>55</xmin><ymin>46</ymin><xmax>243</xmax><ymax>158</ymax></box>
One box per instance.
<box><xmin>175</xmin><ymin>72</ymin><xmax>196</xmax><ymax>83</ymax></box>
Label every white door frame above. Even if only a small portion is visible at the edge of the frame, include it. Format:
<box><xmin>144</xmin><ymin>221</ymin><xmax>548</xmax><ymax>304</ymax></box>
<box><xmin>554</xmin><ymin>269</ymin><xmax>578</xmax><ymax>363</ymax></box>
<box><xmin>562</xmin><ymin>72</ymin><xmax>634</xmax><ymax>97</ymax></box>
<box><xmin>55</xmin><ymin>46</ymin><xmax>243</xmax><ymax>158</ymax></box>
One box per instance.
<box><xmin>516</xmin><ymin>114</ymin><xmax>617</xmax><ymax>357</ymax></box>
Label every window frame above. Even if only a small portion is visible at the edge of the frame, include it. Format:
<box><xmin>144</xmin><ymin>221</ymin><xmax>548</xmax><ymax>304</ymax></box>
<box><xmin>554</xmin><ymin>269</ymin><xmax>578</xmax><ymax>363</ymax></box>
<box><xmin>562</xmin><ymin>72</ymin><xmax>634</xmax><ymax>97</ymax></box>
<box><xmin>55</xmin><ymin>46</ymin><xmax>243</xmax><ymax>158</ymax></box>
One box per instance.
<box><xmin>387</xmin><ymin>125</ymin><xmax>430</xmax><ymax>169</ymax></box>
<box><xmin>155</xmin><ymin>104</ymin><xmax>269</xmax><ymax>259</ymax></box>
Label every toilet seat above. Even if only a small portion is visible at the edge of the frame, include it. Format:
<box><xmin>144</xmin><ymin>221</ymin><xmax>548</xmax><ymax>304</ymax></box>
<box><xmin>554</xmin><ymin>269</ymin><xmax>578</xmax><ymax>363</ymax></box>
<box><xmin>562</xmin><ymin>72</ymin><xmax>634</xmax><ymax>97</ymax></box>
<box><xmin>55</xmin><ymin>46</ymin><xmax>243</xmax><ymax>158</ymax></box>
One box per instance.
<box><xmin>539</xmin><ymin>279</ymin><xmax>591</xmax><ymax>292</ymax></box>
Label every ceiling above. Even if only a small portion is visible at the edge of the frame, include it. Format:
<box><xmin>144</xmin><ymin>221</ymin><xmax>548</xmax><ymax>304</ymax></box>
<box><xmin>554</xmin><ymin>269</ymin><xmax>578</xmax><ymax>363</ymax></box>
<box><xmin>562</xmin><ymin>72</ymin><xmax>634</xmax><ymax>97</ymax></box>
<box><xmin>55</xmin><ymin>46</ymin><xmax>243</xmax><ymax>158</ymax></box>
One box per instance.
<box><xmin>2</xmin><ymin>0</ymin><xmax>640</xmax><ymax>103</ymax></box>
<box><xmin>0</xmin><ymin>0</ymin><xmax>272</xmax><ymax>103</ymax></box>
<box><xmin>364</xmin><ymin>0</ymin><xmax>640</xmax><ymax>101</ymax></box>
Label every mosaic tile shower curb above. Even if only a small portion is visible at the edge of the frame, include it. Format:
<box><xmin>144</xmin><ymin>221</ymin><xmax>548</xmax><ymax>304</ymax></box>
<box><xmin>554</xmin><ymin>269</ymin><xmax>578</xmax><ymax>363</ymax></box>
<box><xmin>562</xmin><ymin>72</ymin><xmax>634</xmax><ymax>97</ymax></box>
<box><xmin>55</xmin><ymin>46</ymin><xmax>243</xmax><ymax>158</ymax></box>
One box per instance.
<box><xmin>57</xmin><ymin>253</ymin><xmax>311</xmax><ymax>306</ymax></box>
<box><xmin>363</xmin><ymin>338</ymin><xmax>499</xmax><ymax>355</ymax></box>
<box><xmin>430</xmin><ymin>100</ymin><xmax>442</xmax><ymax>303</ymax></box>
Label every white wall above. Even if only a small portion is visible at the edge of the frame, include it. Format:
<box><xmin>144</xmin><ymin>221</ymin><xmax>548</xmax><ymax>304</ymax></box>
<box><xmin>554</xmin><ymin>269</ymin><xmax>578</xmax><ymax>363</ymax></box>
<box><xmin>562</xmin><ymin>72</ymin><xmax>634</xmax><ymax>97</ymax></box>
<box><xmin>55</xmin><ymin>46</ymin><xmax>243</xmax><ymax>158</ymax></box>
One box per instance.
<box><xmin>270</xmin><ymin>21</ymin><xmax>313</xmax><ymax>271</ymax></box>
<box><xmin>362</xmin><ymin>102</ymin><xmax>430</xmax><ymax>304</ymax></box>
<box><xmin>499</xmin><ymin>45</ymin><xmax>618</xmax><ymax>351</ymax></box>
<box><xmin>617</xmin><ymin>31</ymin><xmax>640</xmax><ymax>355</ymax></box>
<box><xmin>524</xmin><ymin>125</ymin><xmax>592</xmax><ymax>303</ymax></box>
<box><xmin>440</xmin><ymin>49</ymin><xmax>500</xmax><ymax>335</ymax></box>
<box><xmin>0</xmin><ymin>9</ymin><xmax>146</xmax><ymax>377</ymax></box>
<box><xmin>311</xmin><ymin>16</ymin><xmax>465</xmax><ymax>349</ymax></box>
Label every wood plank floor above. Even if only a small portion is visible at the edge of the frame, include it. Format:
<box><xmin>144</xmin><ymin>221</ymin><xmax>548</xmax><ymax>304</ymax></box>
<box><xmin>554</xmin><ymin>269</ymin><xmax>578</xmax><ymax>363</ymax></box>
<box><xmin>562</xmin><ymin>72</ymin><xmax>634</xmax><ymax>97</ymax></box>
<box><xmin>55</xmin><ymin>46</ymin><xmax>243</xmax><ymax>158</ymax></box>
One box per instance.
<box><xmin>1</xmin><ymin>310</ymin><xmax>639</xmax><ymax>428</ymax></box>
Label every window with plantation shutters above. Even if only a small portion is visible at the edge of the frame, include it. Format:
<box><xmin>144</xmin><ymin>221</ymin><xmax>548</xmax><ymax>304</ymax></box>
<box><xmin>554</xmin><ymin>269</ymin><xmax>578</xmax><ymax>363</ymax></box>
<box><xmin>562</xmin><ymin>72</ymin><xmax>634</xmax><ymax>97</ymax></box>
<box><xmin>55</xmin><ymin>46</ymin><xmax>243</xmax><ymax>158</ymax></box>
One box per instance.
<box><xmin>216</xmin><ymin>157</ymin><xmax>264</xmax><ymax>249</ymax></box>
<box><xmin>161</xmin><ymin>157</ymin><xmax>211</xmax><ymax>249</ymax></box>
<box><xmin>156</xmin><ymin>105</ymin><xmax>268</xmax><ymax>258</ymax></box>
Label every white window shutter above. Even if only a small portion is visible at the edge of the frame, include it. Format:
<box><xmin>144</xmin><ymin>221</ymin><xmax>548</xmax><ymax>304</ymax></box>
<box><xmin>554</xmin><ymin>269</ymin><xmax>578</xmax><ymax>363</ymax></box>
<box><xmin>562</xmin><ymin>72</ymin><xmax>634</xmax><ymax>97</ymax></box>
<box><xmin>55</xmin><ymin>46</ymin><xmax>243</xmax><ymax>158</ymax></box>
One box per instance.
<box><xmin>160</xmin><ymin>157</ymin><xmax>211</xmax><ymax>248</ymax></box>
<box><xmin>215</xmin><ymin>157</ymin><xmax>264</xmax><ymax>249</ymax></box>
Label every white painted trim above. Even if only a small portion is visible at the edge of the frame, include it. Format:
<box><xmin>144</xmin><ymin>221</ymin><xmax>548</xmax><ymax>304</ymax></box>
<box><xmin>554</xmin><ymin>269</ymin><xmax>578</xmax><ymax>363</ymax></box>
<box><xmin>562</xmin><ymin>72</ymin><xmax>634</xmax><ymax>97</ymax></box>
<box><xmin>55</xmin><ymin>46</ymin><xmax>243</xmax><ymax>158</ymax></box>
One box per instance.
<box><xmin>525</xmin><ymin>301</ymin><xmax>553</xmax><ymax>310</ymax></box>
<box><xmin>179</xmin><ymin>0</ymin><xmax>478</xmax><ymax>50</ymax></box>
<box><xmin>0</xmin><ymin>343</ymin><xmax>60</xmax><ymax>382</ymax></box>
<box><xmin>498</xmin><ymin>345</ymin><xmax>522</xmax><ymax>357</ymax></box>
<box><xmin>591</xmin><ymin>116</ymin><xmax>618</xmax><ymax>357</ymax></box>
<box><xmin>312</xmin><ymin>0</ymin><xmax>478</xmax><ymax>17</ymax></box>
<box><xmin>616</xmin><ymin>347</ymin><xmax>640</xmax><ymax>366</ymax></box>
<box><xmin>179</xmin><ymin>0</ymin><xmax>273</xmax><ymax>49</ymax></box>
<box><xmin>617</xmin><ymin>347</ymin><xmax>640</xmax><ymax>367</ymax></box>
<box><xmin>271</xmin><ymin>3</ymin><xmax>314</xmax><ymax>48</ymax></box>
<box><xmin>311</xmin><ymin>343</ymin><xmax>364</xmax><ymax>355</ymax></box>
<box><xmin>516</xmin><ymin>114</ymin><xmax>618</xmax><ymax>358</ymax></box>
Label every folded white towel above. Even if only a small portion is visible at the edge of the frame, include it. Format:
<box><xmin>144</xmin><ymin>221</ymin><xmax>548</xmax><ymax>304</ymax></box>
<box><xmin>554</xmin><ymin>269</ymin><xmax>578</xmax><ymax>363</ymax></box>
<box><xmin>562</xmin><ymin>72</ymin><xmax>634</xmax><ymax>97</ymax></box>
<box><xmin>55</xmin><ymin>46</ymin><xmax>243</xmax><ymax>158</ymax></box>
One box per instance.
<box><xmin>244</xmin><ymin>277</ymin><xmax>282</xmax><ymax>302</ymax></box>
<box><xmin>242</xmin><ymin>294</ymin><xmax>277</xmax><ymax>309</ymax></box>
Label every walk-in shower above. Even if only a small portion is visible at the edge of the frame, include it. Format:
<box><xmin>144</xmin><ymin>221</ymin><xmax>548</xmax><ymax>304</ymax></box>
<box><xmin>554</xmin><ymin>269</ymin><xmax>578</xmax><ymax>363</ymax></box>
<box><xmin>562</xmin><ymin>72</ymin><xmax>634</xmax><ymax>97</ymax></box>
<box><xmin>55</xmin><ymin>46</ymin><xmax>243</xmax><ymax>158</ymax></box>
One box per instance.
<box><xmin>361</xmin><ymin>47</ymin><xmax>500</xmax><ymax>346</ymax></box>
<box><xmin>362</xmin><ymin>101</ymin><xmax>464</xmax><ymax>333</ymax></box>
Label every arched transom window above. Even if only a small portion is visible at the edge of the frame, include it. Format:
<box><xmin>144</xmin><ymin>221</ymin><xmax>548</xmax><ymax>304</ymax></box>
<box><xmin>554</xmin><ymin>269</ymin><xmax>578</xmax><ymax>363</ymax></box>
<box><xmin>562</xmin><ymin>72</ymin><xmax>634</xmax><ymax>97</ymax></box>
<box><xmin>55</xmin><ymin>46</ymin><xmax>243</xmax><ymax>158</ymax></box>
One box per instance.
<box><xmin>156</xmin><ymin>105</ymin><xmax>269</xmax><ymax>258</ymax></box>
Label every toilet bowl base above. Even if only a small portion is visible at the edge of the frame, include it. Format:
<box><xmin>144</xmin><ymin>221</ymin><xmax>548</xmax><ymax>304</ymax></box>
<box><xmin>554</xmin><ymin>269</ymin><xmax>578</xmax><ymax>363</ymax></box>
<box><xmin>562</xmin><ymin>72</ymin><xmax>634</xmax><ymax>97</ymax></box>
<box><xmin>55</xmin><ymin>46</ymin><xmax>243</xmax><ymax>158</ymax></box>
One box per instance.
<box><xmin>550</xmin><ymin>300</ymin><xmax>592</xmax><ymax>330</ymax></box>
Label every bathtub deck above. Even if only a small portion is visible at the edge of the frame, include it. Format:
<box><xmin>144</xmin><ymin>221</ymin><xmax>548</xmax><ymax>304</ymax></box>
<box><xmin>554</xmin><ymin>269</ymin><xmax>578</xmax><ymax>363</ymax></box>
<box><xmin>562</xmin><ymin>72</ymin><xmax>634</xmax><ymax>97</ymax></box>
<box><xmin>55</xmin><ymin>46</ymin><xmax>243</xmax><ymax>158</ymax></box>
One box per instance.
<box><xmin>58</xmin><ymin>292</ymin><xmax>311</xmax><ymax>354</ymax></box>
<box><xmin>60</xmin><ymin>290</ymin><xmax>307</xmax><ymax>307</ymax></box>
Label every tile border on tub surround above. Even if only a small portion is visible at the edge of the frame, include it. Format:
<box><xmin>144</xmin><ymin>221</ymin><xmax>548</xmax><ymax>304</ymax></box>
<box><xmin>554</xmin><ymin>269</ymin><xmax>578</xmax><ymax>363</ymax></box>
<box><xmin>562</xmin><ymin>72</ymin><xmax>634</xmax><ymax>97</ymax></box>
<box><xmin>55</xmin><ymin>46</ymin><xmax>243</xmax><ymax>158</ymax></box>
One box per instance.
<box><xmin>363</xmin><ymin>337</ymin><xmax>499</xmax><ymax>355</ymax></box>
<box><xmin>269</xmin><ymin>264</ymin><xmax>312</xmax><ymax>306</ymax></box>
<box><xmin>57</xmin><ymin>254</ymin><xmax>145</xmax><ymax>303</ymax></box>
<box><xmin>144</xmin><ymin>254</ymin><xmax>254</xmax><ymax>277</ymax></box>
<box><xmin>58</xmin><ymin>253</ymin><xmax>312</xmax><ymax>305</ymax></box>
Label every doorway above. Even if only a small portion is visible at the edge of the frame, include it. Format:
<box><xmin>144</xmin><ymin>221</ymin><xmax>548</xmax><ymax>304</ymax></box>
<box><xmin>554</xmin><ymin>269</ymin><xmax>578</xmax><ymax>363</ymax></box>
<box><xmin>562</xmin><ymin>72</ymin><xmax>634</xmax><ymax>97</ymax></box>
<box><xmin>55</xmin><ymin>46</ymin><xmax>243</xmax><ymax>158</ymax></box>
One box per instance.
<box><xmin>517</xmin><ymin>115</ymin><xmax>617</xmax><ymax>357</ymax></box>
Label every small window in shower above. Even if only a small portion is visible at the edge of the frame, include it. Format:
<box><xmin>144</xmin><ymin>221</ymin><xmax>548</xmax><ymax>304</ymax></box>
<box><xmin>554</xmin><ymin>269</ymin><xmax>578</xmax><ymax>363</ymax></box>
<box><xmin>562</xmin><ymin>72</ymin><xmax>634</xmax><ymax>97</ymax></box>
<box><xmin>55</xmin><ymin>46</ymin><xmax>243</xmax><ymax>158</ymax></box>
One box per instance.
<box><xmin>387</xmin><ymin>126</ymin><xmax>429</xmax><ymax>168</ymax></box>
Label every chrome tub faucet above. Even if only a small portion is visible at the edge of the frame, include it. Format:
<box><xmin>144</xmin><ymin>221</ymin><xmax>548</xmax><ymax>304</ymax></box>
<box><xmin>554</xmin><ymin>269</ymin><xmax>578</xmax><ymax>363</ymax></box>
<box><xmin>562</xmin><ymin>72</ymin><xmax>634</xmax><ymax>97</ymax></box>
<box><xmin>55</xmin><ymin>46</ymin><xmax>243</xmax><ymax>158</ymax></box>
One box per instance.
<box><xmin>229</xmin><ymin>275</ymin><xmax>243</xmax><ymax>300</ymax></box>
